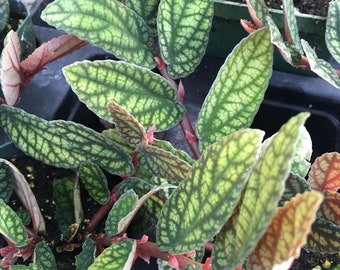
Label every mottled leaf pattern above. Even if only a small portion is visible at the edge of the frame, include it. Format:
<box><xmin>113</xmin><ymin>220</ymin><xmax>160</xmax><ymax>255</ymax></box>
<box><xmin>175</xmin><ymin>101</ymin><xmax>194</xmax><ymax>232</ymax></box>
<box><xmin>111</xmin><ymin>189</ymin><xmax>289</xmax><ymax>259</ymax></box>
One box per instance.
<box><xmin>212</xmin><ymin>113</ymin><xmax>309</xmax><ymax>270</ymax></box>
<box><xmin>280</xmin><ymin>173</ymin><xmax>310</xmax><ymax>206</ymax></box>
<box><xmin>63</xmin><ymin>60</ymin><xmax>185</xmax><ymax>131</ymax></box>
<box><xmin>308</xmin><ymin>152</ymin><xmax>340</xmax><ymax>192</ymax></box>
<box><xmin>89</xmin><ymin>239</ymin><xmax>136</xmax><ymax>269</ymax></box>
<box><xmin>282</xmin><ymin>0</ymin><xmax>302</xmax><ymax>53</ymax></box>
<box><xmin>326</xmin><ymin>0</ymin><xmax>340</xmax><ymax>63</ymax></box>
<box><xmin>41</xmin><ymin>0</ymin><xmax>155</xmax><ymax>68</ymax></box>
<box><xmin>53</xmin><ymin>177</ymin><xmax>75</xmax><ymax>238</ymax></box>
<box><xmin>105</xmin><ymin>190</ymin><xmax>138</xmax><ymax>236</ymax></box>
<box><xmin>196</xmin><ymin>28</ymin><xmax>273</xmax><ymax>151</ymax></box>
<box><xmin>126</xmin><ymin>0</ymin><xmax>159</xmax><ymax>36</ymax></box>
<box><xmin>34</xmin><ymin>242</ymin><xmax>57</xmax><ymax>270</ymax></box>
<box><xmin>137</xmin><ymin>144</ymin><xmax>191</xmax><ymax>182</ymax></box>
<box><xmin>0</xmin><ymin>0</ymin><xmax>9</xmax><ymax>32</ymax></box>
<box><xmin>158</xmin><ymin>0</ymin><xmax>214</xmax><ymax>79</ymax></box>
<box><xmin>247</xmin><ymin>191</ymin><xmax>323</xmax><ymax>270</ymax></box>
<box><xmin>301</xmin><ymin>39</ymin><xmax>340</xmax><ymax>89</ymax></box>
<box><xmin>157</xmin><ymin>129</ymin><xmax>264</xmax><ymax>253</ymax></box>
<box><xmin>0</xmin><ymin>160</ymin><xmax>13</xmax><ymax>203</ymax></box>
<box><xmin>75</xmin><ymin>239</ymin><xmax>96</xmax><ymax>270</ymax></box>
<box><xmin>107</xmin><ymin>101</ymin><xmax>147</xmax><ymax>147</ymax></box>
<box><xmin>307</xmin><ymin>217</ymin><xmax>340</xmax><ymax>253</ymax></box>
<box><xmin>10</xmin><ymin>264</ymin><xmax>40</xmax><ymax>270</ymax></box>
<box><xmin>79</xmin><ymin>162</ymin><xmax>110</xmax><ymax>205</ymax></box>
<box><xmin>0</xmin><ymin>106</ymin><xmax>134</xmax><ymax>176</ymax></box>
<box><xmin>318</xmin><ymin>191</ymin><xmax>340</xmax><ymax>225</ymax></box>
<box><xmin>0</xmin><ymin>198</ymin><xmax>28</xmax><ymax>246</ymax></box>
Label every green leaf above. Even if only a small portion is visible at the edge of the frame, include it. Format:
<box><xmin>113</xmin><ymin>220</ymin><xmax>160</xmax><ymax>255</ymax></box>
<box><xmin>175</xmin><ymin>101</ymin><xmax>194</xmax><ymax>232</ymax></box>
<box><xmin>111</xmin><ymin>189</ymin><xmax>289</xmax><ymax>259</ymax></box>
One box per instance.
<box><xmin>279</xmin><ymin>173</ymin><xmax>310</xmax><ymax>206</ymax></box>
<box><xmin>154</xmin><ymin>139</ymin><xmax>195</xmax><ymax>166</ymax></box>
<box><xmin>157</xmin><ymin>129</ymin><xmax>264</xmax><ymax>253</ymax></box>
<box><xmin>282</xmin><ymin>0</ymin><xmax>302</xmax><ymax>53</ymax></box>
<box><xmin>105</xmin><ymin>190</ymin><xmax>138</xmax><ymax>236</ymax></box>
<box><xmin>41</xmin><ymin>0</ymin><xmax>155</xmax><ymax>68</ymax></box>
<box><xmin>301</xmin><ymin>39</ymin><xmax>340</xmax><ymax>89</ymax></box>
<box><xmin>53</xmin><ymin>177</ymin><xmax>75</xmax><ymax>238</ymax></box>
<box><xmin>76</xmin><ymin>239</ymin><xmax>96</xmax><ymax>270</ymax></box>
<box><xmin>157</xmin><ymin>0</ymin><xmax>214</xmax><ymax>79</ymax></box>
<box><xmin>0</xmin><ymin>105</ymin><xmax>134</xmax><ymax>176</ymax></box>
<box><xmin>248</xmin><ymin>0</ymin><xmax>270</xmax><ymax>25</ymax></box>
<box><xmin>326</xmin><ymin>0</ymin><xmax>340</xmax><ymax>63</ymax></box>
<box><xmin>79</xmin><ymin>162</ymin><xmax>110</xmax><ymax>205</ymax></box>
<box><xmin>0</xmin><ymin>160</ymin><xmax>13</xmax><ymax>203</ymax></box>
<box><xmin>212</xmin><ymin>113</ymin><xmax>309</xmax><ymax>270</ymax></box>
<box><xmin>34</xmin><ymin>242</ymin><xmax>57</xmax><ymax>270</ymax></box>
<box><xmin>307</xmin><ymin>217</ymin><xmax>340</xmax><ymax>253</ymax></box>
<box><xmin>0</xmin><ymin>0</ymin><xmax>9</xmax><ymax>33</ymax></box>
<box><xmin>0</xmin><ymin>198</ymin><xmax>28</xmax><ymax>246</ymax></box>
<box><xmin>196</xmin><ymin>28</ymin><xmax>273</xmax><ymax>152</ymax></box>
<box><xmin>107</xmin><ymin>101</ymin><xmax>147</xmax><ymax>147</ymax></box>
<box><xmin>126</xmin><ymin>0</ymin><xmax>159</xmax><ymax>36</ymax></box>
<box><xmin>63</xmin><ymin>60</ymin><xmax>185</xmax><ymax>131</ymax></box>
<box><xmin>89</xmin><ymin>239</ymin><xmax>136</xmax><ymax>269</ymax></box>
<box><xmin>267</xmin><ymin>16</ymin><xmax>301</xmax><ymax>66</ymax></box>
<box><xmin>137</xmin><ymin>144</ymin><xmax>192</xmax><ymax>182</ymax></box>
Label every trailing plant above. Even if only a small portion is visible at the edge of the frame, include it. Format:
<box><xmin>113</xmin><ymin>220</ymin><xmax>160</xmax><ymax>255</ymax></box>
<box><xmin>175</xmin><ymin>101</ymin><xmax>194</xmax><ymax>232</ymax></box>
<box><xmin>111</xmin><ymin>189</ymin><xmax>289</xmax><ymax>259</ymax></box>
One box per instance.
<box><xmin>0</xmin><ymin>0</ymin><xmax>339</xmax><ymax>269</ymax></box>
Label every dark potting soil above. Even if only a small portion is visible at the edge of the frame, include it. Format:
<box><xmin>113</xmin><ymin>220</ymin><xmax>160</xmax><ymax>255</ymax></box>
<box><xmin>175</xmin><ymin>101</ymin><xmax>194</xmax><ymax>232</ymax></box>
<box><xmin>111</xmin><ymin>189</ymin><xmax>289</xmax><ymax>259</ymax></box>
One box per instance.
<box><xmin>1</xmin><ymin>157</ymin><xmax>339</xmax><ymax>269</ymax></box>
<box><xmin>229</xmin><ymin>0</ymin><xmax>331</xmax><ymax>17</ymax></box>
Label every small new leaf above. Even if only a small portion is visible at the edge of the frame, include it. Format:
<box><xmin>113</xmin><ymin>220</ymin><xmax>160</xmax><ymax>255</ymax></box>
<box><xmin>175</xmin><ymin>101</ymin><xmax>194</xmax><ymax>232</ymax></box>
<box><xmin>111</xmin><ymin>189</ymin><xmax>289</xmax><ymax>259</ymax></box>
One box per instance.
<box><xmin>0</xmin><ymin>198</ymin><xmax>28</xmax><ymax>246</ymax></box>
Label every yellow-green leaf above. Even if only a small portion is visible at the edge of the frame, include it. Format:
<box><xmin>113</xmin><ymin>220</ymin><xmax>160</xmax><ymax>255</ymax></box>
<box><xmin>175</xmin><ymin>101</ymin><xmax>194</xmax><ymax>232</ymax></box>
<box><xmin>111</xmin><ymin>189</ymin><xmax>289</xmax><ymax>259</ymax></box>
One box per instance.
<box><xmin>41</xmin><ymin>0</ymin><xmax>155</xmax><ymax>68</ymax></box>
<box><xmin>157</xmin><ymin>0</ymin><xmax>214</xmax><ymax>79</ymax></box>
<box><xmin>196</xmin><ymin>28</ymin><xmax>273</xmax><ymax>152</ymax></box>
<box><xmin>157</xmin><ymin>129</ymin><xmax>264</xmax><ymax>254</ymax></box>
<box><xmin>247</xmin><ymin>191</ymin><xmax>323</xmax><ymax>270</ymax></box>
<box><xmin>212</xmin><ymin>113</ymin><xmax>309</xmax><ymax>270</ymax></box>
<box><xmin>63</xmin><ymin>60</ymin><xmax>185</xmax><ymax>131</ymax></box>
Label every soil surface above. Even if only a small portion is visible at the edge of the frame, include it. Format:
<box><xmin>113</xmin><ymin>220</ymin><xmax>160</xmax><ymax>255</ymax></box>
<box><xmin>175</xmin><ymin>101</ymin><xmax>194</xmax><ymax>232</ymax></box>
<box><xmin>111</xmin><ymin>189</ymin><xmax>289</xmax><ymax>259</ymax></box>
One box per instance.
<box><xmin>229</xmin><ymin>0</ymin><xmax>331</xmax><ymax>16</ymax></box>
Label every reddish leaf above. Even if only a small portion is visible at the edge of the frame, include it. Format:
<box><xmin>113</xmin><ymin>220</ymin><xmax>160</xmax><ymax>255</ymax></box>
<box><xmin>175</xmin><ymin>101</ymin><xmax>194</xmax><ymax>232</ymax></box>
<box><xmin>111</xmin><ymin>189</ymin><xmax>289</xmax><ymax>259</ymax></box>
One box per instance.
<box><xmin>309</xmin><ymin>152</ymin><xmax>340</xmax><ymax>192</ymax></box>
<box><xmin>318</xmin><ymin>191</ymin><xmax>340</xmax><ymax>225</ymax></box>
<box><xmin>247</xmin><ymin>191</ymin><xmax>323</xmax><ymax>270</ymax></box>
<box><xmin>20</xmin><ymin>34</ymin><xmax>88</xmax><ymax>77</ymax></box>
<box><xmin>0</xmin><ymin>30</ymin><xmax>21</xmax><ymax>106</ymax></box>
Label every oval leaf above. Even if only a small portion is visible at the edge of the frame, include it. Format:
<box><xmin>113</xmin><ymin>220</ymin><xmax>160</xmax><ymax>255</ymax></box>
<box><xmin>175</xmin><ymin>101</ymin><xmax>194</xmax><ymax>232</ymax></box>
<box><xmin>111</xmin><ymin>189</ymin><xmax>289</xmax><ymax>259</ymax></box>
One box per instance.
<box><xmin>34</xmin><ymin>242</ymin><xmax>57</xmax><ymax>270</ymax></box>
<box><xmin>0</xmin><ymin>105</ymin><xmax>134</xmax><ymax>176</ymax></box>
<box><xmin>196</xmin><ymin>27</ymin><xmax>273</xmax><ymax>152</ymax></box>
<box><xmin>137</xmin><ymin>144</ymin><xmax>191</xmax><ymax>182</ymax></box>
<box><xmin>63</xmin><ymin>60</ymin><xmax>185</xmax><ymax>131</ymax></box>
<box><xmin>89</xmin><ymin>239</ymin><xmax>136</xmax><ymax>270</ymax></box>
<box><xmin>212</xmin><ymin>112</ymin><xmax>309</xmax><ymax>270</ymax></box>
<box><xmin>0</xmin><ymin>198</ymin><xmax>28</xmax><ymax>246</ymax></box>
<box><xmin>247</xmin><ymin>191</ymin><xmax>323</xmax><ymax>270</ymax></box>
<box><xmin>308</xmin><ymin>152</ymin><xmax>340</xmax><ymax>192</ymax></box>
<box><xmin>79</xmin><ymin>162</ymin><xmax>110</xmax><ymax>205</ymax></box>
<box><xmin>326</xmin><ymin>0</ymin><xmax>340</xmax><ymax>63</ymax></box>
<box><xmin>157</xmin><ymin>129</ymin><xmax>264</xmax><ymax>254</ymax></box>
<box><xmin>157</xmin><ymin>0</ymin><xmax>214</xmax><ymax>79</ymax></box>
<box><xmin>41</xmin><ymin>0</ymin><xmax>155</xmax><ymax>68</ymax></box>
<box><xmin>75</xmin><ymin>239</ymin><xmax>96</xmax><ymax>270</ymax></box>
<box><xmin>0</xmin><ymin>30</ymin><xmax>21</xmax><ymax>106</ymax></box>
